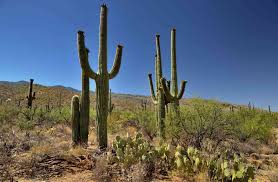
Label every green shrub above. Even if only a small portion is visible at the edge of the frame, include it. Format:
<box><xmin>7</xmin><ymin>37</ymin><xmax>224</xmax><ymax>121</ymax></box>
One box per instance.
<box><xmin>228</xmin><ymin>108</ymin><xmax>277</xmax><ymax>142</ymax></box>
<box><xmin>168</xmin><ymin>103</ymin><xmax>232</xmax><ymax>148</ymax></box>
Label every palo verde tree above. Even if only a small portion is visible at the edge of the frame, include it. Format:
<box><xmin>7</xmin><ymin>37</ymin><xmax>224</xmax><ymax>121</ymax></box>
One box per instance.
<box><xmin>77</xmin><ymin>4</ymin><xmax>123</xmax><ymax>149</ymax></box>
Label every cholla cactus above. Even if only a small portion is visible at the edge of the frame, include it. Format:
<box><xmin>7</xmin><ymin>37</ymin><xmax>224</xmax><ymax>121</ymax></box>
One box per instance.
<box><xmin>26</xmin><ymin>79</ymin><xmax>36</xmax><ymax>108</ymax></box>
<box><xmin>148</xmin><ymin>35</ymin><xmax>166</xmax><ymax>139</ymax></box>
<box><xmin>77</xmin><ymin>4</ymin><xmax>123</xmax><ymax>149</ymax></box>
<box><xmin>161</xmin><ymin>29</ymin><xmax>187</xmax><ymax>116</ymax></box>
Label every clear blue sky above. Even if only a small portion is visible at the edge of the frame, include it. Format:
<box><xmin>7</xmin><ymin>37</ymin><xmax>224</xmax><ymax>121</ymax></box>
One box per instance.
<box><xmin>0</xmin><ymin>0</ymin><xmax>278</xmax><ymax>110</ymax></box>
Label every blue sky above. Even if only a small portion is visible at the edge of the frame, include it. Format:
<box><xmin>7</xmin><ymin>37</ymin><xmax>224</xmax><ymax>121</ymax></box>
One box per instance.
<box><xmin>0</xmin><ymin>0</ymin><xmax>278</xmax><ymax>110</ymax></box>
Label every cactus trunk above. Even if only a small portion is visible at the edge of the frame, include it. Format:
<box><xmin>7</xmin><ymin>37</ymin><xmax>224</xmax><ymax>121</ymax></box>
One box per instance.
<box><xmin>80</xmin><ymin>69</ymin><xmax>90</xmax><ymax>145</ymax></box>
<box><xmin>96</xmin><ymin>76</ymin><xmax>109</xmax><ymax>148</ymax></box>
<box><xmin>77</xmin><ymin>4</ymin><xmax>123</xmax><ymax>149</ymax></box>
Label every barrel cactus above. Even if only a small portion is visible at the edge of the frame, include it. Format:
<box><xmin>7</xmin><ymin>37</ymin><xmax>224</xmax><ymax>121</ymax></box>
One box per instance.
<box><xmin>77</xmin><ymin>4</ymin><xmax>123</xmax><ymax>149</ymax></box>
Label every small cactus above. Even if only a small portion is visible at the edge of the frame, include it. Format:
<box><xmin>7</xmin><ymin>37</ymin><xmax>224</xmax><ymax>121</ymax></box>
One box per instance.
<box><xmin>26</xmin><ymin>79</ymin><xmax>36</xmax><ymax>108</ymax></box>
<box><xmin>71</xmin><ymin>95</ymin><xmax>80</xmax><ymax>146</ymax></box>
<box><xmin>161</xmin><ymin>29</ymin><xmax>187</xmax><ymax>116</ymax></box>
<box><xmin>141</xmin><ymin>100</ymin><xmax>147</xmax><ymax>111</ymax></box>
<box><xmin>77</xmin><ymin>4</ymin><xmax>123</xmax><ymax>149</ymax></box>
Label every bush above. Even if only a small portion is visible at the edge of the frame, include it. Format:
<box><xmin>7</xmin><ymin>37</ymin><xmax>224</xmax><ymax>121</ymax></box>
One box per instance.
<box><xmin>168</xmin><ymin>103</ymin><xmax>232</xmax><ymax>148</ymax></box>
<box><xmin>228</xmin><ymin>108</ymin><xmax>277</xmax><ymax>142</ymax></box>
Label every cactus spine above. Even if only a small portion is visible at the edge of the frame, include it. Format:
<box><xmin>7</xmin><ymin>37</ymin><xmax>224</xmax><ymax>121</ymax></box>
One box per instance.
<box><xmin>77</xmin><ymin>4</ymin><xmax>123</xmax><ymax>149</ymax></box>
<box><xmin>26</xmin><ymin>79</ymin><xmax>36</xmax><ymax>108</ymax></box>
<box><xmin>161</xmin><ymin>29</ymin><xmax>187</xmax><ymax>116</ymax></box>
<box><xmin>148</xmin><ymin>35</ymin><xmax>166</xmax><ymax>139</ymax></box>
<box><xmin>71</xmin><ymin>95</ymin><xmax>80</xmax><ymax>146</ymax></box>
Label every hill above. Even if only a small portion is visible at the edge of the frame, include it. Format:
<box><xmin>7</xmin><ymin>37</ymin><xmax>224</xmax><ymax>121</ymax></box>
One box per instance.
<box><xmin>0</xmin><ymin>80</ymin><xmax>240</xmax><ymax>111</ymax></box>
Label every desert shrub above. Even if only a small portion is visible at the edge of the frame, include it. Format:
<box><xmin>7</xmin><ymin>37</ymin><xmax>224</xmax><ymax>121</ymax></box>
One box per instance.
<box><xmin>107</xmin><ymin>111</ymin><xmax>124</xmax><ymax>133</ymax></box>
<box><xmin>0</xmin><ymin>105</ymin><xmax>20</xmax><ymax>125</ymax></box>
<box><xmin>133</xmin><ymin>110</ymin><xmax>156</xmax><ymax>138</ymax></box>
<box><xmin>228</xmin><ymin>108</ymin><xmax>277</xmax><ymax>142</ymax></box>
<box><xmin>168</xmin><ymin>103</ymin><xmax>232</xmax><ymax>148</ymax></box>
<box><xmin>108</xmin><ymin>110</ymin><xmax>156</xmax><ymax>137</ymax></box>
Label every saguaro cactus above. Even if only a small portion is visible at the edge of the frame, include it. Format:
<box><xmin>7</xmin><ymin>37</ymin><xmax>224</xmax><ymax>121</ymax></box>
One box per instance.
<box><xmin>161</xmin><ymin>29</ymin><xmax>187</xmax><ymax>115</ymax></box>
<box><xmin>77</xmin><ymin>4</ymin><xmax>123</xmax><ymax>149</ymax></box>
<box><xmin>71</xmin><ymin>95</ymin><xmax>80</xmax><ymax>146</ymax></box>
<box><xmin>26</xmin><ymin>79</ymin><xmax>36</xmax><ymax>108</ymax></box>
<box><xmin>148</xmin><ymin>35</ymin><xmax>166</xmax><ymax>139</ymax></box>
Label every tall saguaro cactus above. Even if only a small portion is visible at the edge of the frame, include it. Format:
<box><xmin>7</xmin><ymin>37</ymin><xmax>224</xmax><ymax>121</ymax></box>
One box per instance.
<box><xmin>77</xmin><ymin>4</ymin><xmax>123</xmax><ymax>149</ymax></box>
<box><xmin>26</xmin><ymin>79</ymin><xmax>36</xmax><ymax>108</ymax></box>
<box><xmin>148</xmin><ymin>35</ymin><xmax>166</xmax><ymax>139</ymax></box>
<box><xmin>161</xmin><ymin>29</ymin><xmax>187</xmax><ymax>115</ymax></box>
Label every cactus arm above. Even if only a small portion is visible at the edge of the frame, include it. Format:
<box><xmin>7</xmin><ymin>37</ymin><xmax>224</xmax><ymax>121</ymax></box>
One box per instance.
<box><xmin>109</xmin><ymin>45</ymin><xmax>123</xmax><ymax>79</ymax></box>
<box><xmin>148</xmin><ymin>73</ymin><xmax>158</xmax><ymax>104</ymax></box>
<box><xmin>33</xmin><ymin>92</ymin><xmax>36</xmax><ymax>99</ymax></box>
<box><xmin>177</xmin><ymin>80</ymin><xmax>187</xmax><ymax>100</ymax></box>
<box><xmin>161</xmin><ymin>78</ymin><xmax>175</xmax><ymax>102</ymax></box>
<box><xmin>77</xmin><ymin>31</ymin><xmax>98</xmax><ymax>80</ymax></box>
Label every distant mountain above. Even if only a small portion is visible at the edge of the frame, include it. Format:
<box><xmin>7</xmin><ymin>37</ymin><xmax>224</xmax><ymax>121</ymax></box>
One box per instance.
<box><xmin>52</xmin><ymin>85</ymin><xmax>80</xmax><ymax>93</ymax></box>
<box><xmin>0</xmin><ymin>80</ymin><xmax>239</xmax><ymax>111</ymax></box>
<box><xmin>0</xmin><ymin>80</ymin><xmax>29</xmax><ymax>85</ymax></box>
